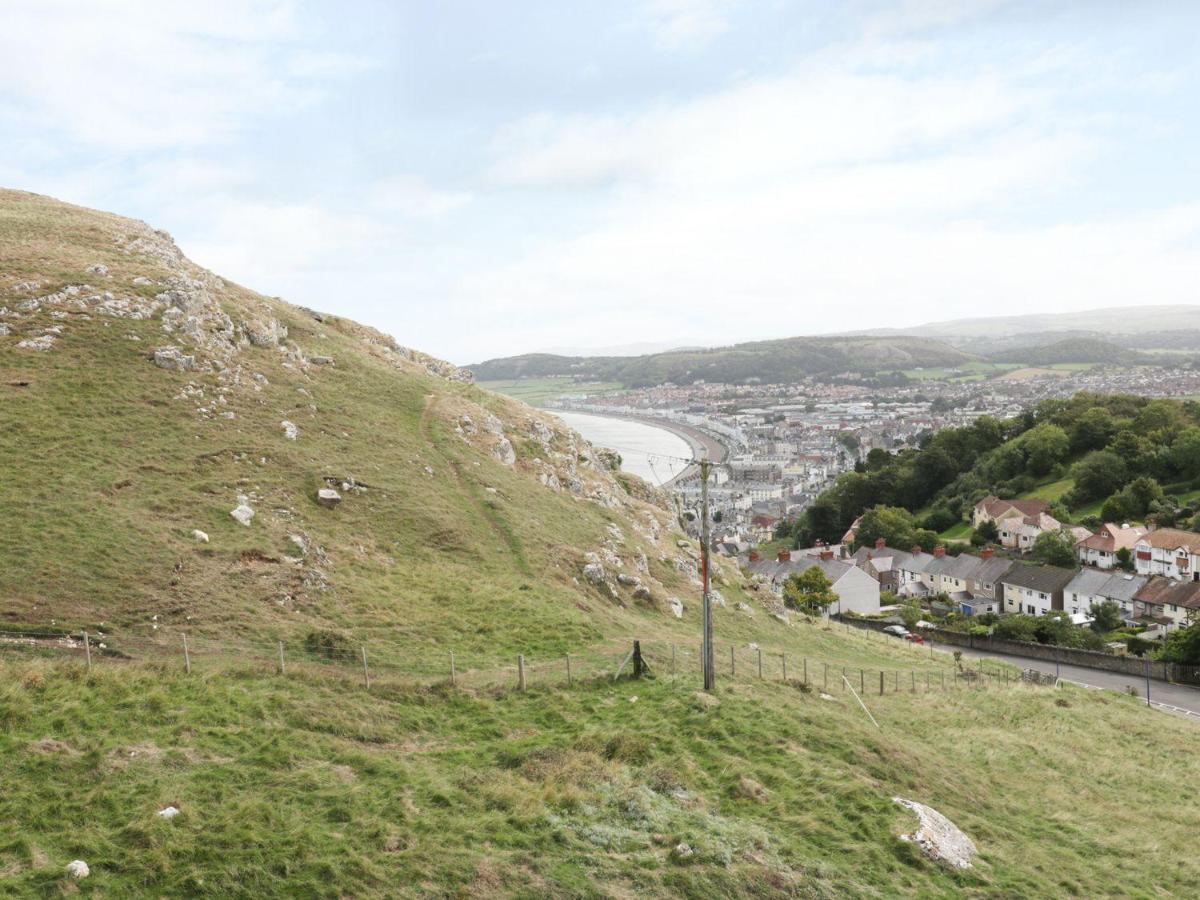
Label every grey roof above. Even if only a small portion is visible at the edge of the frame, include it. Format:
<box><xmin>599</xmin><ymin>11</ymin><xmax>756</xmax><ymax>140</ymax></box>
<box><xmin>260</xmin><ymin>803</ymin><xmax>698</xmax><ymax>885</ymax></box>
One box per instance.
<box><xmin>1000</xmin><ymin>563</ymin><xmax>1077</xmax><ymax>593</ymax></box>
<box><xmin>1064</xmin><ymin>567</ymin><xmax>1148</xmax><ymax>603</ymax></box>
<box><xmin>974</xmin><ymin>557</ymin><xmax>1016</xmax><ymax>585</ymax></box>
<box><xmin>942</xmin><ymin>554</ymin><xmax>984</xmax><ymax>580</ymax></box>
<box><xmin>746</xmin><ymin>557</ymin><xmax>855</xmax><ymax>584</ymax></box>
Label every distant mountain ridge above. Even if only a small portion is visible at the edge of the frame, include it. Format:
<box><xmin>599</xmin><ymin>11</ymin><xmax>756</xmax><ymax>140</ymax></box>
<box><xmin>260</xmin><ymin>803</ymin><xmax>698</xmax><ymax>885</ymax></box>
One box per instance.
<box><xmin>470</xmin><ymin>334</ymin><xmax>975</xmax><ymax>386</ymax></box>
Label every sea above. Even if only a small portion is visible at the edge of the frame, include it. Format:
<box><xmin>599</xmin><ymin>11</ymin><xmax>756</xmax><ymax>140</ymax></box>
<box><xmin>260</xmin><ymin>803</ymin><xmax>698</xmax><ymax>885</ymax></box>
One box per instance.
<box><xmin>552</xmin><ymin>411</ymin><xmax>693</xmax><ymax>486</ymax></box>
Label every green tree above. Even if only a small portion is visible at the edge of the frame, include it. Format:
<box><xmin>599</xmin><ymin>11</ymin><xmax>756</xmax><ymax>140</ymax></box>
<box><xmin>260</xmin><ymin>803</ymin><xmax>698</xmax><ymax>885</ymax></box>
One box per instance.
<box><xmin>900</xmin><ymin>601</ymin><xmax>922</xmax><ymax>631</ymax></box>
<box><xmin>1030</xmin><ymin>530</ymin><xmax>1079</xmax><ymax>568</ymax></box>
<box><xmin>1161</xmin><ymin>623</ymin><xmax>1200</xmax><ymax>665</ymax></box>
<box><xmin>1115</xmin><ymin>547</ymin><xmax>1134</xmax><ymax>572</ymax></box>
<box><xmin>1134</xmin><ymin>400</ymin><xmax>1184</xmax><ymax>440</ymax></box>
<box><xmin>851</xmin><ymin>505</ymin><xmax>916</xmax><ymax>550</ymax></box>
<box><xmin>973</xmin><ymin>519</ymin><xmax>999</xmax><ymax>544</ymax></box>
<box><xmin>1090</xmin><ymin>599</ymin><xmax>1123</xmax><ymax>634</ymax></box>
<box><xmin>1020</xmin><ymin>423</ymin><xmax>1070</xmax><ymax>476</ymax></box>
<box><xmin>1101</xmin><ymin>494</ymin><xmax>1131</xmax><ymax>524</ymax></box>
<box><xmin>782</xmin><ymin>566</ymin><xmax>840</xmax><ymax>618</ymax></box>
<box><xmin>865</xmin><ymin>447</ymin><xmax>891</xmax><ymax>471</ymax></box>
<box><xmin>1070</xmin><ymin>450</ymin><xmax>1128</xmax><ymax>503</ymax></box>
<box><xmin>1071</xmin><ymin>407</ymin><xmax>1116</xmax><ymax>454</ymax></box>
<box><xmin>1171</xmin><ymin>427</ymin><xmax>1200</xmax><ymax>480</ymax></box>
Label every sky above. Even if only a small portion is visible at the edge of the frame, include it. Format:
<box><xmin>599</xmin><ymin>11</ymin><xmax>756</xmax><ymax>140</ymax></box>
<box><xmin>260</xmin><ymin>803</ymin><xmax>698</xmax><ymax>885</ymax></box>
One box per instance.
<box><xmin>3</xmin><ymin>0</ymin><xmax>1200</xmax><ymax>365</ymax></box>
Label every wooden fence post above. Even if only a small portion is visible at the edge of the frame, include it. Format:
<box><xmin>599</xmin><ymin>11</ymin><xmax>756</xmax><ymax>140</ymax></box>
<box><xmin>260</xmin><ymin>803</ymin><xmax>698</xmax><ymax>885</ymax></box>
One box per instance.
<box><xmin>360</xmin><ymin>645</ymin><xmax>370</xmax><ymax>690</ymax></box>
<box><xmin>860</xmin><ymin>669</ymin><xmax>864</xmax><ymax>693</ymax></box>
<box><xmin>730</xmin><ymin>645</ymin><xmax>736</xmax><ymax>677</ymax></box>
<box><xmin>182</xmin><ymin>634</ymin><xmax>191</xmax><ymax>674</ymax></box>
<box><xmin>671</xmin><ymin>644</ymin><xmax>676</xmax><ymax>678</ymax></box>
<box><xmin>757</xmin><ymin>648</ymin><xmax>763</xmax><ymax>680</ymax></box>
<box><xmin>82</xmin><ymin>631</ymin><xmax>91</xmax><ymax>673</ymax></box>
<box><xmin>782</xmin><ymin>653</ymin><xmax>787</xmax><ymax>682</ymax></box>
<box><xmin>518</xmin><ymin>654</ymin><xmax>527</xmax><ymax>691</ymax></box>
<box><xmin>566</xmin><ymin>653</ymin><xmax>572</xmax><ymax>686</ymax></box>
<box><xmin>450</xmin><ymin>651</ymin><xmax>456</xmax><ymax>686</ymax></box>
<box><xmin>879</xmin><ymin>671</ymin><xmax>884</xmax><ymax>695</ymax></box>
<box><xmin>911</xmin><ymin>671</ymin><xmax>916</xmax><ymax>693</ymax></box>
<box><xmin>633</xmin><ymin>641</ymin><xmax>646</xmax><ymax>678</ymax></box>
<box><xmin>278</xmin><ymin>641</ymin><xmax>285</xmax><ymax>675</ymax></box>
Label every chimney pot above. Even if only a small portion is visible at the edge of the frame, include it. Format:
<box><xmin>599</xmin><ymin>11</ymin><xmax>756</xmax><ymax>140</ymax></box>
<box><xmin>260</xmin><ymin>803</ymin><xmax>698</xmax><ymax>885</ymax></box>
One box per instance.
<box><xmin>777</xmin><ymin>549</ymin><xmax>791</xmax><ymax>562</ymax></box>
<box><xmin>911</xmin><ymin>544</ymin><xmax>922</xmax><ymax>555</ymax></box>
<box><xmin>875</xmin><ymin>537</ymin><xmax>887</xmax><ymax>550</ymax></box>
<box><xmin>981</xmin><ymin>545</ymin><xmax>994</xmax><ymax>560</ymax></box>
<box><xmin>934</xmin><ymin>545</ymin><xmax>946</xmax><ymax>558</ymax></box>
<box><xmin>748</xmin><ymin>550</ymin><xmax>759</xmax><ymax>562</ymax></box>
<box><xmin>819</xmin><ymin>549</ymin><xmax>834</xmax><ymax>561</ymax></box>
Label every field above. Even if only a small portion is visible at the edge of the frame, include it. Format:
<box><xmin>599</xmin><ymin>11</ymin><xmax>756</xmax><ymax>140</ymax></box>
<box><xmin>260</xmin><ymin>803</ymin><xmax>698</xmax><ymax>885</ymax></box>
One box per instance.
<box><xmin>477</xmin><ymin>377</ymin><xmax>626</xmax><ymax>406</ymax></box>
<box><xmin>4</xmin><ymin>627</ymin><xmax>1200</xmax><ymax>897</ymax></box>
<box><xmin>936</xmin><ymin>521</ymin><xmax>972</xmax><ymax>543</ymax></box>
<box><xmin>1019</xmin><ymin>478</ymin><xmax>1075</xmax><ymax>504</ymax></box>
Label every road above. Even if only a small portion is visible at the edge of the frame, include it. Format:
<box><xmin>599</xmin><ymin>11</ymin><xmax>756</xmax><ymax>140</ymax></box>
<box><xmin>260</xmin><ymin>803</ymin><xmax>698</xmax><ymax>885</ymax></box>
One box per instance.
<box><xmin>943</xmin><ymin>642</ymin><xmax>1200</xmax><ymax>718</ymax></box>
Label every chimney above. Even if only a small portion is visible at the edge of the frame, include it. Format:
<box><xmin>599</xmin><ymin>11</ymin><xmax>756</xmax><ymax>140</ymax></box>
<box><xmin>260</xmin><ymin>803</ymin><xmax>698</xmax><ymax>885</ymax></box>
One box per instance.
<box><xmin>911</xmin><ymin>544</ymin><xmax>922</xmax><ymax>555</ymax></box>
<box><xmin>980</xmin><ymin>545</ymin><xmax>994</xmax><ymax>560</ymax></box>
<box><xmin>819</xmin><ymin>548</ymin><xmax>834</xmax><ymax>561</ymax></box>
<box><xmin>777</xmin><ymin>549</ymin><xmax>791</xmax><ymax>563</ymax></box>
<box><xmin>748</xmin><ymin>550</ymin><xmax>760</xmax><ymax>562</ymax></box>
<box><xmin>934</xmin><ymin>545</ymin><xmax>946</xmax><ymax>558</ymax></box>
<box><xmin>875</xmin><ymin>537</ymin><xmax>887</xmax><ymax>550</ymax></box>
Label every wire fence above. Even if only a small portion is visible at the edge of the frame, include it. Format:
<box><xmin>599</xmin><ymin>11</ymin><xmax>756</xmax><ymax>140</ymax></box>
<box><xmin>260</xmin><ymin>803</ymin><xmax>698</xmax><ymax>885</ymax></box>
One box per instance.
<box><xmin>0</xmin><ymin>627</ymin><xmax>1044</xmax><ymax>698</ymax></box>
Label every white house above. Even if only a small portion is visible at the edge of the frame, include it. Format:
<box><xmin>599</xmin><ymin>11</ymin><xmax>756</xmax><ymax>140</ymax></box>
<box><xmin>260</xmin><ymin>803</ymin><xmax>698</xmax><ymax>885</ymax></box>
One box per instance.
<box><xmin>999</xmin><ymin>564</ymin><xmax>1076</xmax><ymax>616</ymax></box>
<box><xmin>1077</xmin><ymin>523</ymin><xmax>1147</xmax><ymax>570</ymax></box>
<box><xmin>1133</xmin><ymin>528</ymin><xmax>1200</xmax><ymax>582</ymax></box>
<box><xmin>743</xmin><ymin>549</ymin><xmax>881</xmax><ymax>617</ymax></box>
<box><xmin>1063</xmin><ymin>568</ymin><xmax>1147</xmax><ymax>619</ymax></box>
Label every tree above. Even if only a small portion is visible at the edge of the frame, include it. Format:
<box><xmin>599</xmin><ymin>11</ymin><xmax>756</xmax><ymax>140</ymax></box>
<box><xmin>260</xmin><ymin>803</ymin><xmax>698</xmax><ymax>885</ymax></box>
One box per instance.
<box><xmin>1101</xmin><ymin>494</ymin><xmax>1131</xmax><ymax>524</ymax></box>
<box><xmin>1115</xmin><ymin>547</ymin><xmax>1134</xmax><ymax>573</ymax></box>
<box><xmin>1171</xmin><ymin>427</ymin><xmax>1200</xmax><ymax>479</ymax></box>
<box><xmin>851</xmin><ymin>505</ymin><xmax>916</xmax><ymax>551</ymax></box>
<box><xmin>900</xmin><ymin>601</ymin><xmax>922</xmax><ymax>631</ymax></box>
<box><xmin>1069</xmin><ymin>450</ymin><xmax>1128</xmax><ymax>504</ymax></box>
<box><xmin>865</xmin><ymin>447</ymin><xmax>890</xmax><ymax>471</ymax></box>
<box><xmin>1020</xmin><ymin>423</ymin><xmax>1070</xmax><ymax>476</ymax></box>
<box><xmin>1070</xmin><ymin>407</ymin><xmax>1116</xmax><ymax>454</ymax></box>
<box><xmin>1161</xmin><ymin>623</ymin><xmax>1200</xmax><ymax>665</ymax></box>
<box><xmin>782</xmin><ymin>567</ymin><xmax>839</xmax><ymax>618</ymax></box>
<box><xmin>1030</xmin><ymin>530</ymin><xmax>1078</xmax><ymax>568</ymax></box>
<box><xmin>1090</xmin><ymin>599</ymin><xmax>1122</xmax><ymax>634</ymax></box>
<box><xmin>973</xmin><ymin>519</ymin><xmax>999</xmax><ymax>544</ymax></box>
<box><xmin>837</xmin><ymin>432</ymin><xmax>860</xmax><ymax>453</ymax></box>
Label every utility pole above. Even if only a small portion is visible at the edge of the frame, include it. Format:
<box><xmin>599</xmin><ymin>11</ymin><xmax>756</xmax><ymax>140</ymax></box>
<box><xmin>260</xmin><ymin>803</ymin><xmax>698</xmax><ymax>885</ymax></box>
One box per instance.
<box><xmin>701</xmin><ymin>457</ymin><xmax>715</xmax><ymax>692</ymax></box>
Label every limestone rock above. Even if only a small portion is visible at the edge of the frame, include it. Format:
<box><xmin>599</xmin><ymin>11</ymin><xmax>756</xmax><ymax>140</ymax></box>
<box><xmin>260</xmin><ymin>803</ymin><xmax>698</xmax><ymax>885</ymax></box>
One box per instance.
<box><xmin>671</xmin><ymin>843</ymin><xmax>694</xmax><ymax>862</ymax></box>
<box><xmin>66</xmin><ymin>860</ymin><xmax>90</xmax><ymax>879</ymax></box>
<box><xmin>0</xmin><ymin>323</ymin><xmax>9</xmax><ymax>336</ymax></box>
<box><xmin>153</xmin><ymin>346</ymin><xmax>196</xmax><ymax>371</ymax></box>
<box><xmin>132</xmin><ymin>275</ymin><xmax>153</xmax><ymax>285</ymax></box>
<box><xmin>317</xmin><ymin>488</ymin><xmax>342</xmax><ymax>508</ymax></box>
<box><xmin>281</xmin><ymin>420</ymin><xmax>299</xmax><ymax>441</ymax></box>
<box><xmin>230</xmin><ymin>495</ymin><xmax>255</xmax><ymax>527</ymax></box>
<box><xmin>245</xmin><ymin>317</ymin><xmax>288</xmax><ymax>347</ymax></box>
<box><xmin>191</xmin><ymin>530</ymin><xmax>209</xmax><ymax>543</ymax></box>
<box><xmin>668</xmin><ymin>597</ymin><xmax>684</xmax><ymax>618</ymax></box>
<box><xmin>309</xmin><ymin>355</ymin><xmax>334</xmax><ymax>365</ymax></box>
<box><xmin>17</xmin><ymin>334</ymin><xmax>55</xmax><ymax>351</ymax></box>
<box><xmin>894</xmin><ymin>798</ymin><xmax>977</xmax><ymax>869</ymax></box>
<box><xmin>616</xmin><ymin>573</ymin><xmax>641</xmax><ymax>587</ymax></box>
<box><xmin>582</xmin><ymin>562</ymin><xmax>606</xmax><ymax>585</ymax></box>
<box><xmin>157</xmin><ymin>806</ymin><xmax>181</xmax><ymax>819</ymax></box>
<box><xmin>85</xmin><ymin>263</ymin><xmax>109</xmax><ymax>275</ymax></box>
<box><xmin>493</xmin><ymin>437</ymin><xmax>516</xmax><ymax>466</ymax></box>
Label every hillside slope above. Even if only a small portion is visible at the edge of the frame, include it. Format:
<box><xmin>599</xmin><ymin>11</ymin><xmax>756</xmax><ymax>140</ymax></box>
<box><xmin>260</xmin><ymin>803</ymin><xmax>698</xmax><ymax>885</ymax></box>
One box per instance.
<box><xmin>0</xmin><ymin>189</ymin><xmax>758</xmax><ymax>668</ymax></box>
<box><xmin>470</xmin><ymin>335</ymin><xmax>975</xmax><ymax>387</ymax></box>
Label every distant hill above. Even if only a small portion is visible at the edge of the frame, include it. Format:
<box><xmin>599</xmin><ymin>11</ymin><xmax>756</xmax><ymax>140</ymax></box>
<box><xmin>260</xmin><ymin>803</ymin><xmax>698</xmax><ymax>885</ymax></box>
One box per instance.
<box><xmin>987</xmin><ymin>337</ymin><xmax>1148</xmax><ymax>367</ymax></box>
<box><xmin>855</xmin><ymin>305</ymin><xmax>1200</xmax><ymax>340</ymax></box>
<box><xmin>471</xmin><ymin>335</ymin><xmax>975</xmax><ymax>387</ymax></box>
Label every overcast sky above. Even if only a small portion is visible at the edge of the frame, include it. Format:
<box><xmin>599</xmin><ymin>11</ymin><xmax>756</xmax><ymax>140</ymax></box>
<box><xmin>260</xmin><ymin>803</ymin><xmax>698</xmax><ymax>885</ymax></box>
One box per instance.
<box><xmin>4</xmin><ymin>1</ymin><xmax>1199</xmax><ymax>364</ymax></box>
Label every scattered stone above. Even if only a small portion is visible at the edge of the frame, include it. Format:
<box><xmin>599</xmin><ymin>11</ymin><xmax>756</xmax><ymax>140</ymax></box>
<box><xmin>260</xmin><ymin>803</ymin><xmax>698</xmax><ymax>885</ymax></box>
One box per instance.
<box><xmin>671</xmin><ymin>843</ymin><xmax>694</xmax><ymax>862</ymax></box>
<box><xmin>66</xmin><ymin>860</ymin><xmax>90</xmax><ymax>879</ymax></box>
<box><xmin>736</xmin><ymin>601</ymin><xmax>754</xmax><ymax>616</ymax></box>
<box><xmin>668</xmin><ymin>597</ymin><xmax>684</xmax><ymax>618</ymax></box>
<box><xmin>245</xmin><ymin>317</ymin><xmax>288</xmax><ymax>347</ymax></box>
<box><xmin>85</xmin><ymin>263</ymin><xmax>109</xmax><ymax>275</ymax></box>
<box><xmin>316</xmin><ymin>488</ymin><xmax>342</xmax><ymax>508</ymax></box>
<box><xmin>893</xmin><ymin>797</ymin><xmax>977</xmax><ymax>869</ymax></box>
<box><xmin>616</xmin><ymin>573</ymin><xmax>640</xmax><ymax>587</ymax></box>
<box><xmin>152</xmin><ymin>346</ymin><xmax>196</xmax><ymax>371</ymax></box>
<box><xmin>819</xmin><ymin>692</ymin><xmax>835</xmax><ymax>701</ymax></box>
<box><xmin>493</xmin><ymin>437</ymin><xmax>516</xmax><ymax>466</ymax></box>
<box><xmin>0</xmin><ymin>323</ymin><xmax>9</xmax><ymax>336</ymax></box>
<box><xmin>582</xmin><ymin>562</ymin><xmax>606</xmax><ymax>585</ymax></box>
<box><xmin>230</xmin><ymin>495</ymin><xmax>255</xmax><ymax>527</ymax></box>
<box><xmin>191</xmin><ymin>530</ymin><xmax>209</xmax><ymax>543</ymax></box>
<box><xmin>633</xmin><ymin>586</ymin><xmax>652</xmax><ymax>600</ymax></box>
<box><xmin>132</xmin><ymin>275</ymin><xmax>153</xmax><ymax>285</ymax></box>
<box><xmin>281</xmin><ymin>420</ymin><xmax>299</xmax><ymax>441</ymax></box>
<box><xmin>157</xmin><ymin>806</ymin><xmax>181</xmax><ymax>820</ymax></box>
<box><xmin>289</xmin><ymin>534</ymin><xmax>308</xmax><ymax>554</ymax></box>
<box><xmin>309</xmin><ymin>355</ymin><xmax>334</xmax><ymax>365</ymax></box>
<box><xmin>17</xmin><ymin>334</ymin><xmax>55</xmax><ymax>351</ymax></box>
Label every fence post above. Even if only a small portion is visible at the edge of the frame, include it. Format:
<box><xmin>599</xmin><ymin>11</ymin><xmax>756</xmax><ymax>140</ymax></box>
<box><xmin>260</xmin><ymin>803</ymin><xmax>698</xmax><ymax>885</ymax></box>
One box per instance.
<box><xmin>361</xmin><ymin>645</ymin><xmax>370</xmax><ymax>690</ymax></box>
<box><xmin>278</xmin><ymin>640</ymin><xmax>285</xmax><ymax>675</ymax></box>
<box><xmin>566</xmin><ymin>653</ymin><xmax>572</xmax><ymax>686</ymax></box>
<box><xmin>518</xmin><ymin>654</ymin><xmax>527</xmax><ymax>691</ymax></box>
<box><xmin>633</xmin><ymin>641</ymin><xmax>645</xmax><ymax>678</ymax></box>
<box><xmin>911</xmin><ymin>671</ymin><xmax>916</xmax><ymax>693</ymax></box>
<box><xmin>1144</xmin><ymin>658</ymin><xmax>1151</xmax><ymax>708</ymax></box>
<box><xmin>730</xmin><ymin>645</ymin><xmax>736</xmax><ymax>677</ymax></box>
<box><xmin>782</xmin><ymin>653</ymin><xmax>787</xmax><ymax>682</ymax></box>
<box><xmin>450</xmin><ymin>651</ymin><xmax>456</xmax><ymax>686</ymax></box>
<box><xmin>860</xmin><ymin>669</ymin><xmax>864</xmax><ymax>693</ymax></box>
<box><xmin>671</xmin><ymin>644</ymin><xmax>676</xmax><ymax>678</ymax></box>
<box><xmin>757</xmin><ymin>648</ymin><xmax>763</xmax><ymax>680</ymax></box>
<box><xmin>82</xmin><ymin>631</ymin><xmax>91</xmax><ymax>673</ymax></box>
<box><xmin>879</xmin><ymin>671</ymin><xmax>884</xmax><ymax>696</ymax></box>
<box><xmin>182</xmin><ymin>634</ymin><xmax>191</xmax><ymax>674</ymax></box>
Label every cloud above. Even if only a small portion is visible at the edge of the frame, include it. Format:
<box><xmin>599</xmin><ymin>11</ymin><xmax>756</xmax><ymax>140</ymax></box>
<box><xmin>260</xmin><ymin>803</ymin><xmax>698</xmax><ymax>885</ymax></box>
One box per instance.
<box><xmin>642</xmin><ymin>0</ymin><xmax>730</xmax><ymax>51</ymax></box>
<box><xmin>0</xmin><ymin>0</ymin><xmax>351</xmax><ymax>152</ymax></box>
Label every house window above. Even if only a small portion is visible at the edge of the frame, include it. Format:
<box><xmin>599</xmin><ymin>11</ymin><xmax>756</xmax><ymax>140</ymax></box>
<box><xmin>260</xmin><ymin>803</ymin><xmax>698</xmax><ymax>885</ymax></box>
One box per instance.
<box><xmin>1039</xmin><ymin>592</ymin><xmax>1047</xmax><ymax>600</ymax></box>
<box><xmin>1026</xmin><ymin>604</ymin><xmax>1036</xmax><ymax>614</ymax></box>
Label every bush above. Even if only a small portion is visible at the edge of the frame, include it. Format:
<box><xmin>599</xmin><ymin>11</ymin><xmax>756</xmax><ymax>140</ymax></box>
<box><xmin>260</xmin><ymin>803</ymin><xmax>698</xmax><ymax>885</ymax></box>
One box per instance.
<box><xmin>303</xmin><ymin>629</ymin><xmax>356</xmax><ymax>660</ymax></box>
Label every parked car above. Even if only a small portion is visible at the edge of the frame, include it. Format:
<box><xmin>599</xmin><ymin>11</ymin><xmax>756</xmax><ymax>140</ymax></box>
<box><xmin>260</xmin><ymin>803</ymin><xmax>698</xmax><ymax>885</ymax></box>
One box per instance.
<box><xmin>904</xmin><ymin>633</ymin><xmax>925</xmax><ymax>645</ymax></box>
<box><xmin>882</xmin><ymin>625</ymin><xmax>910</xmax><ymax>638</ymax></box>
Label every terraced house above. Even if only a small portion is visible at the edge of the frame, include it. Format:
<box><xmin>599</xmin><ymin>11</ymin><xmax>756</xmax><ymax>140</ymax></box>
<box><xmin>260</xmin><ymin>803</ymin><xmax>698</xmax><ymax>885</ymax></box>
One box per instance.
<box><xmin>1000</xmin><ymin>564</ymin><xmax>1076</xmax><ymax>616</ymax></box>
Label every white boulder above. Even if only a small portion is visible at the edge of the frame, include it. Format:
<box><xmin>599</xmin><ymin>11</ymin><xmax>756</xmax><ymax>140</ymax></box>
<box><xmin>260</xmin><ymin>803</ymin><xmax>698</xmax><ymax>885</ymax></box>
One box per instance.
<box><xmin>281</xmin><ymin>420</ymin><xmax>299</xmax><ymax>441</ymax></box>
<box><xmin>66</xmin><ymin>860</ymin><xmax>90</xmax><ymax>879</ymax></box>
<box><xmin>230</xmin><ymin>495</ymin><xmax>255</xmax><ymax>527</ymax></box>
<box><xmin>894</xmin><ymin>797</ymin><xmax>977</xmax><ymax>869</ymax></box>
<box><xmin>191</xmin><ymin>530</ymin><xmax>209</xmax><ymax>543</ymax></box>
<box><xmin>316</xmin><ymin>488</ymin><xmax>342</xmax><ymax>508</ymax></box>
<box><xmin>157</xmin><ymin>806</ymin><xmax>181</xmax><ymax>820</ymax></box>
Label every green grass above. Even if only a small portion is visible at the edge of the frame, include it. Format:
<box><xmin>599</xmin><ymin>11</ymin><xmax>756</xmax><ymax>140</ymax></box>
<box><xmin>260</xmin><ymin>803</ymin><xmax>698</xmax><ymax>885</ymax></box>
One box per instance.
<box><xmin>2</xmin><ymin>645</ymin><xmax>1199</xmax><ymax>897</ymax></box>
<box><xmin>1018</xmin><ymin>478</ymin><xmax>1075</xmax><ymax>504</ymax></box>
<box><xmin>936</xmin><ymin>522</ymin><xmax>972</xmax><ymax>543</ymax></box>
<box><xmin>897</xmin><ymin>362</ymin><xmax>1022</xmax><ymax>382</ymax></box>
<box><xmin>478</xmin><ymin>377</ymin><xmax>626</xmax><ymax>406</ymax></box>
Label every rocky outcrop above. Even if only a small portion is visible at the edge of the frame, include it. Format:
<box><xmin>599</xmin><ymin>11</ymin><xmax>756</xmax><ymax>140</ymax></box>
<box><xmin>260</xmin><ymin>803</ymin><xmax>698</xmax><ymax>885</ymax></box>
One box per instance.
<box><xmin>893</xmin><ymin>798</ymin><xmax>977</xmax><ymax>869</ymax></box>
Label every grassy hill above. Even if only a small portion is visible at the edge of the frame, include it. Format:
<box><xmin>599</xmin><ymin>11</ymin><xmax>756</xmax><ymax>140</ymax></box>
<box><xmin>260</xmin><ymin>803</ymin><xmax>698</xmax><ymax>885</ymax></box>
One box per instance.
<box><xmin>470</xmin><ymin>336</ymin><xmax>976</xmax><ymax>387</ymax></box>
<box><xmin>5</xmin><ymin>190</ymin><xmax>1200</xmax><ymax>896</ymax></box>
<box><xmin>987</xmin><ymin>337</ymin><xmax>1146</xmax><ymax>367</ymax></box>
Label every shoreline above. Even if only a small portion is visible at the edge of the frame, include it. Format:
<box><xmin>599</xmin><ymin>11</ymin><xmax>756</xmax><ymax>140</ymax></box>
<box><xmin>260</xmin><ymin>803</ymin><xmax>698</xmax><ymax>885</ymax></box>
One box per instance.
<box><xmin>552</xmin><ymin>408</ymin><xmax>727</xmax><ymax>488</ymax></box>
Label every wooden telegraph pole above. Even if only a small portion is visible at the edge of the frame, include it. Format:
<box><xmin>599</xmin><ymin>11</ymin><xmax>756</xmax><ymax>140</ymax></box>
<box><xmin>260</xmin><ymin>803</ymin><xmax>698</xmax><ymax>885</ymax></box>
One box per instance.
<box><xmin>701</xmin><ymin>457</ymin><xmax>715</xmax><ymax>692</ymax></box>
